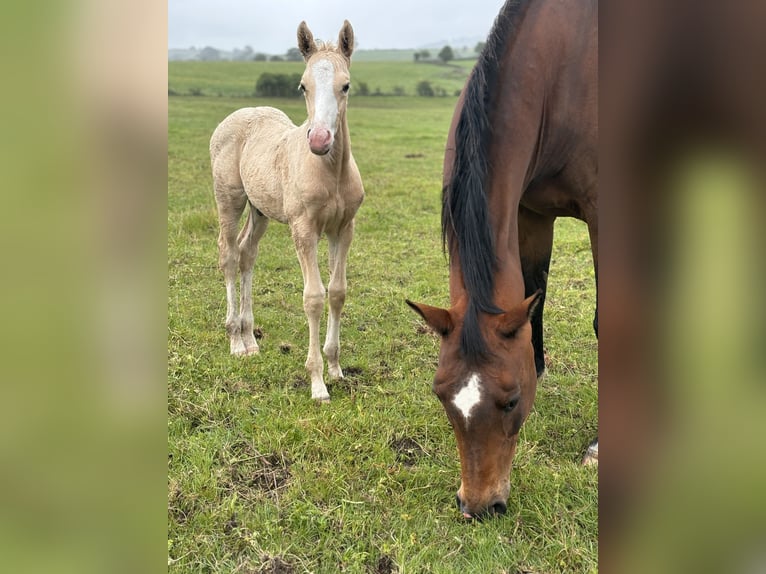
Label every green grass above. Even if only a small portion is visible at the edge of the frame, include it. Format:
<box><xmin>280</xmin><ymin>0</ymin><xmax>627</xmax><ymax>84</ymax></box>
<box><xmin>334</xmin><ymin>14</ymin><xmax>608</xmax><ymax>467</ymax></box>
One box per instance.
<box><xmin>169</xmin><ymin>63</ymin><xmax>597</xmax><ymax>573</ymax></box>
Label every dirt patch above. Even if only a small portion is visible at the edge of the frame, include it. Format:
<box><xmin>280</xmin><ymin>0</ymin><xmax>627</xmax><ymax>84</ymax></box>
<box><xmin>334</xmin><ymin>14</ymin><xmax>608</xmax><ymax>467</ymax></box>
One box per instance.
<box><xmin>343</xmin><ymin>366</ymin><xmax>364</xmax><ymax>378</ymax></box>
<box><xmin>243</xmin><ymin>555</ymin><xmax>295</xmax><ymax>574</ymax></box>
<box><xmin>168</xmin><ymin>483</ymin><xmax>198</xmax><ymax>525</ymax></box>
<box><xmin>404</xmin><ymin>153</ymin><xmax>424</xmax><ymax>159</ymax></box>
<box><xmin>291</xmin><ymin>376</ymin><xmax>308</xmax><ymax>389</ymax></box>
<box><xmin>371</xmin><ymin>554</ymin><xmax>396</xmax><ymax>573</ymax></box>
<box><xmin>219</xmin><ymin>441</ymin><xmax>291</xmax><ymax>498</ymax></box>
<box><xmin>389</xmin><ymin>436</ymin><xmax>426</xmax><ymax>467</ymax></box>
<box><xmin>330</xmin><ymin>366</ymin><xmax>369</xmax><ymax>393</ymax></box>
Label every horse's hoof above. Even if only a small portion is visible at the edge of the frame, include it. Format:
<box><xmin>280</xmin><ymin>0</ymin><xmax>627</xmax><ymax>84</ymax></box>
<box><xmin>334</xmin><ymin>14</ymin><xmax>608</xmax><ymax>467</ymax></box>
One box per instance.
<box><xmin>328</xmin><ymin>366</ymin><xmax>343</xmax><ymax>379</ymax></box>
<box><xmin>313</xmin><ymin>395</ymin><xmax>331</xmax><ymax>404</ymax></box>
<box><xmin>582</xmin><ymin>441</ymin><xmax>598</xmax><ymax>466</ymax></box>
<box><xmin>230</xmin><ymin>343</ymin><xmax>247</xmax><ymax>356</ymax></box>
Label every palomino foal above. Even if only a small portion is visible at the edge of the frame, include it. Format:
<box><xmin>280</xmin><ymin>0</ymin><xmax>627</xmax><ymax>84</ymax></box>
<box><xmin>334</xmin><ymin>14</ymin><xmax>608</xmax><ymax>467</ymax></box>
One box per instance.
<box><xmin>209</xmin><ymin>20</ymin><xmax>364</xmax><ymax>401</ymax></box>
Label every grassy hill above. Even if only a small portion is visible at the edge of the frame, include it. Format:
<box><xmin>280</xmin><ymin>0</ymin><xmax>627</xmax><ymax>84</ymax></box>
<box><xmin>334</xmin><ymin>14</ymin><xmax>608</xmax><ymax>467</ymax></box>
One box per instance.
<box><xmin>169</xmin><ymin>59</ymin><xmax>476</xmax><ymax>99</ymax></box>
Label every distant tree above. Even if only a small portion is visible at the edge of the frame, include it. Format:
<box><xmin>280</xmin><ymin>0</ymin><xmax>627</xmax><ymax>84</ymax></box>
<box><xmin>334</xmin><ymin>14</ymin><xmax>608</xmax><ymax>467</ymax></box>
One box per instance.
<box><xmin>199</xmin><ymin>46</ymin><xmax>220</xmax><ymax>61</ymax></box>
<box><xmin>416</xmin><ymin>80</ymin><xmax>435</xmax><ymax>97</ymax></box>
<box><xmin>285</xmin><ymin>47</ymin><xmax>303</xmax><ymax>62</ymax></box>
<box><xmin>474</xmin><ymin>41</ymin><xmax>486</xmax><ymax>54</ymax></box>
<box><xmin>255</xmin><ymin>73</ymin><xmax>303</xmax><ymax>97</ymax></box>
<box><xmin>438</xmin><ymin>45</ymin><xmax>455</xmax><ymax>64</ymax></box>
<box><xmin>420</xmin><ymin>49</ymin><xmax>431</xmax><ymax>60</ymax></box>
<box><xmin>392</xmin><ymin>86</ymin><xmax>406</xmax><ymax>96</ymax></box>
<box><xmin>414</xmin><ymin>52</ymin><xmax>421</xmax><ymax>62</ymax></box>
<box><xmin>233</xmin><ymin>45</ymin><xmax>253</xmax><ymax>61</ymax></box>
<box><xmin>254</xmin><ymin>53</ymin><xmax>268</xmax><ymax>61</ymax></box>
<box><xmin>270</xmin><ymin>55</ymin><xmax>284</xmax><ymax>62</ymax></box>
<box><xmin>355</xmin><ymin>82</ymin><xmax>370</xmax><ymax>96</ymax></box>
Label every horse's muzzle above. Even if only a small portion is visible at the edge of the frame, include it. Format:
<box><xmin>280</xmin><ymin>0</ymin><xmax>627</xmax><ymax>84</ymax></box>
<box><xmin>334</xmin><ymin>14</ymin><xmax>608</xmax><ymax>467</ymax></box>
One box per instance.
<box><xmin>307</xmin><ymin>127</ymin><xmax>332</xmax><ymax>155</ymax></box>
<box><xmin>455</xmin><ymin>494</ymin><xmax>508</xmax><ymax>520</ymax></box>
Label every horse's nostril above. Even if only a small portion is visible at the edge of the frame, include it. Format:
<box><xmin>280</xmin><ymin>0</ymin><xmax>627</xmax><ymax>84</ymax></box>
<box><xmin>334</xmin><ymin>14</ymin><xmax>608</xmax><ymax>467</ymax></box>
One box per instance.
<box><xmin>492</xmin><ymin>501</ymin><xmax>508</xmax><ymax>516</ymax></box>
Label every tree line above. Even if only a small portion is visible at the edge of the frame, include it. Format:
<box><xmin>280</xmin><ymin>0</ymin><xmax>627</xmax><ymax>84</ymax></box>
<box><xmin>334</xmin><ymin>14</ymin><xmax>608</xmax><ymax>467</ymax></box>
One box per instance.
<box><xmin>254</xmin><ymin>74</ymin><xmax>456</xmax><ymax>98</ymax></box>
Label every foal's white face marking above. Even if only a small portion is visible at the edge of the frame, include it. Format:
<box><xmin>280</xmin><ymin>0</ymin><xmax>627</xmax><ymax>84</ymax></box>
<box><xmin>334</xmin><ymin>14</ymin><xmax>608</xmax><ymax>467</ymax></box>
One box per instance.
<box><xmin>310</xmin><ymin>59</ymin><xmax>339</xmax><ymax>133</ymax></box>
<box><xmin>453</xmin><ymin>373</ymin><xmax>483</xmax><ymax>424</ymax></box>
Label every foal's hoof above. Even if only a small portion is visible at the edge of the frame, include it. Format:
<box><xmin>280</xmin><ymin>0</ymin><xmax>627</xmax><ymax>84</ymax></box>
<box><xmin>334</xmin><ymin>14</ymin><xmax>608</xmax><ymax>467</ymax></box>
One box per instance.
<box><xmin>582</xmin><ymin>440</ymin><xmax>599</xmax><ymax>466</ymax></box>
<box><xmin>328</xmin><ymin>365</ymin><xmax>344</xmax><ymax>379</ymax></box>
<box><xmin>231</xmin><ymin>345</ymin><xmax>259</xmax><ymax>357</ymax></box>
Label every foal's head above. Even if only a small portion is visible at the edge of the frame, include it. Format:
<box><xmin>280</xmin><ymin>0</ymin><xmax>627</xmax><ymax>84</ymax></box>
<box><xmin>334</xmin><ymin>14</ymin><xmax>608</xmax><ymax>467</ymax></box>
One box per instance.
<box><xmin>296</xmin><ymin>20</ymin><xmax>354</xmax><ymax>156</ymax></box>
<box><xmin>407</xmin><ymin>291</ymin><xmax>541</xmax><ymax>519</ymax></box>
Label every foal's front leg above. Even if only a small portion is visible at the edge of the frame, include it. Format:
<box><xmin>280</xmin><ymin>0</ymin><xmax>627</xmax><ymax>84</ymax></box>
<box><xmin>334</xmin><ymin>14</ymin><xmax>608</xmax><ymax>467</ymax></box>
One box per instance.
<box><xmin>324</xmin><ymin>221</ymin><xmax>354</xmax><ymax>379</ymax></box>
<box><xmin>292</xmin><ymin>227</ymin><xmax>329</xmax><ymax>401</ymax></box>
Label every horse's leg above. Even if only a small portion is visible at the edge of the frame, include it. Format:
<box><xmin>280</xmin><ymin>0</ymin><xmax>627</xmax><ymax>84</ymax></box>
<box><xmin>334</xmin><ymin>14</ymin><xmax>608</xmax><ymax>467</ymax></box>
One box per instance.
<box><xmin>324</xmin><ymin>220</ymin><xmax>354</xmax><ymax>379</ymax></box>
<box><xmin>215</xmin><ymin>188</ymin><xmax>248</xmax><ymax>355</ymax></box>
<box><xmin>237</xmin><ymin>204</ymin><xmax>269</xmax><ymax>355</ymax></box>
<box><xmin>518</xmin><ymin>205</ymin><xmax>555</xmax><ymax>379</ymax></box>
<box><xmin>583</xmin><ymin>214</ymin><xmax>599</xmax><ymax>465</ymax></box>
<box><xmin>292</xmin><ymin>226</ymin><xmax>329</xmax><ymax>401</ymax></box>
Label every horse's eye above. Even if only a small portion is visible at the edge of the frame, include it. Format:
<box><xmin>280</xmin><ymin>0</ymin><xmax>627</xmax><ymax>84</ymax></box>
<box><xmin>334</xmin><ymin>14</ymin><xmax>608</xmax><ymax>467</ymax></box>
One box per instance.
<box><xmin>342</xmin><ymin>83</ymin><xmax>350</xmax><ymax>94</ymax></box>
<box><xmin>503</xmin><ymin>397</ymin><xmax>520</xmax><ymax>412</ymax></box>
<box><xmin>299</xmin><ymin>83</ymin><xmax>306</xmax><ymax>93</ymax></box>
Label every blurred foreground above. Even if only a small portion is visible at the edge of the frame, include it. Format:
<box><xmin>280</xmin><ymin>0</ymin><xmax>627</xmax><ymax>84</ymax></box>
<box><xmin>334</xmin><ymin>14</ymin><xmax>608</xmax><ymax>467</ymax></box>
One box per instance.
<box><xmin>0</xmin><ymin>0</ymin><xmax>763</xmax><ymax>571</ymax></box>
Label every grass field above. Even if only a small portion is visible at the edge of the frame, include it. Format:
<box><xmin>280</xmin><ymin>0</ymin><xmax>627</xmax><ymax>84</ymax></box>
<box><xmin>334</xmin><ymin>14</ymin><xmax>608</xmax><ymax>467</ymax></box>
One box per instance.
<box><xmin>168</xmin><ymin>62</ymin><xmax>597</xmax><ymax>573</ymax></box>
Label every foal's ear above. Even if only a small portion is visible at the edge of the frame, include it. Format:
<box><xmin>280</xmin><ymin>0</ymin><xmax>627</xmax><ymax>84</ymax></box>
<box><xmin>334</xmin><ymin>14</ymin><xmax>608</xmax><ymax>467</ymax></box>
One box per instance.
<box><xmin>337</xmin><ymin>20</ymin><xmax>354</xmax><ymax>62</ymax></box>
<box><xmin>406</xmin><ymin>300</ymin><xmax>453</xmax><ymax>337</ymax></box>
<box><xmin>497</xmin><ymin>290</ymin><xmax>543</xmax><ymax>338</ymax></box>
<box><xmin>297</xmin><ymin>21</ymin><xmax>317</xmax><ymax>61</ymax></box>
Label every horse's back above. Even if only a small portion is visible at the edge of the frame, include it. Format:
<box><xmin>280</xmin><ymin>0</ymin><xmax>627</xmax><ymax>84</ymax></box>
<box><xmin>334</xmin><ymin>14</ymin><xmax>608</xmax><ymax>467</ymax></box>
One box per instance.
<box><xmin>210</xmin><ymin>107</ymin><xmax>293</xmax><ymax>159</ymax></box>
<box><xmin>210</xmin><ymin>107</ymin><xmax>296</xmax><ymax>202</ymax></box>
<box><xmin>502</xmin><ymin>0</ymin><xmax>597</xmax><ymax>220</ymax></box>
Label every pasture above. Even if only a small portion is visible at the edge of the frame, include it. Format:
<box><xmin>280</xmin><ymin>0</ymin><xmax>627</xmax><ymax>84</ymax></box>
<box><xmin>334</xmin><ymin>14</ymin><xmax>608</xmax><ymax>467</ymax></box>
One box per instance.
<box><xmin>168</xmin><ymin>61</ymin><xmax>597</xmax><ymax>573</ymax></box>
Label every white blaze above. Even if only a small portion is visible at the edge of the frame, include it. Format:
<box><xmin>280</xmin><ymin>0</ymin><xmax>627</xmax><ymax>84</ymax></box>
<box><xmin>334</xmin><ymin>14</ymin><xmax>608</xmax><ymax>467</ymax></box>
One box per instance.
<box><xmin>453</xmin><ymin>373</ymin><xmax>482</xmax><ymax>423</ymax></box>
<box><xmin>310</xmin><ymin>59</ymin><xmax>338</xmax><ymax>133</ymax></box>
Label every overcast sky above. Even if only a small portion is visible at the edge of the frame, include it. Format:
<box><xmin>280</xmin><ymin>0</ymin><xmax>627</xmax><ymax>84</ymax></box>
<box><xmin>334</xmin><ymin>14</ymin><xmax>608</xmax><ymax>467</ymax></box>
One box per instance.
<box><xmin>169</xmin><ymin>0</ymin><xmax>508</xmax><ymax>52</ymax></box>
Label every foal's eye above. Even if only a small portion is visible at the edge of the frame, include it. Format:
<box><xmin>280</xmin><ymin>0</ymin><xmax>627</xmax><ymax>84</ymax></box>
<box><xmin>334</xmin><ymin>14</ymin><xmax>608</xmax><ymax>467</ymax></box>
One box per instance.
<box><xmin>342</xmin><ymin>83</ymin><xmax>350</xmax><ymax>94</ymax></box>
<box><xmin>503</xmin><ymin>397</ymin><xmax>520</xmax><ymax>412</ymax></box>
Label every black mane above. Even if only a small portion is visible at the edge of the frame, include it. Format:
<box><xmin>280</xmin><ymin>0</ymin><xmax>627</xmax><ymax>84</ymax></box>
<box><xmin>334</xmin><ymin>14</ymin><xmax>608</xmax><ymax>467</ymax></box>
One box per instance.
<box><xmin>442</xmin><ymin>0</ymin><xmax>529</xmax><ymax>361</ymax></box>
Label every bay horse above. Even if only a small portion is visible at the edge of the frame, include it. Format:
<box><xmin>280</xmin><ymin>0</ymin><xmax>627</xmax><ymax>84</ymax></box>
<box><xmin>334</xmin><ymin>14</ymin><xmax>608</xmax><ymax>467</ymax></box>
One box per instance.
<box><xmin>210</xmin><ymin>20</ymin><xmax>364</xmax><ymax>402</ymax></box>
<box><xmin>407</xmin><ymin>0</ymin><xmax>597</xmax><ymax>519</ymax></box>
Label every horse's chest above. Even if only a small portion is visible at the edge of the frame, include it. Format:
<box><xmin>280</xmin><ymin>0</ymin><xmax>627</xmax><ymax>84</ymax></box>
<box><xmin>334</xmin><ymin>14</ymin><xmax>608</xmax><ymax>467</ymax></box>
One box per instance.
<box><xmin>301</xmin><ymin>184</ymin><xmax>362</xmax><ymax>228</ymax></box>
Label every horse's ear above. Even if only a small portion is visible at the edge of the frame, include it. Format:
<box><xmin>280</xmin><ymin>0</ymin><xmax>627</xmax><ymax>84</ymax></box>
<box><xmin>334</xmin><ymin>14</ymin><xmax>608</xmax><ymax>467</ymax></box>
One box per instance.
<box><xmin>497</xmin><ymin>290</ymin><xmax>543</xmax><ymax>338</ymax></box>
<box><xmin>337</xmin><ymin>20</ymin><xmax>354</xmax><ymax>62</ymax></box>
<box><xmin>406</xmin><ymin>300</ymin><xmax>453</xmax><ymax>337</ymax></box>
<box><xmin>297</xmin><ymin>21</ymin><xmax>317</xmax><ymax>61</ymax></box>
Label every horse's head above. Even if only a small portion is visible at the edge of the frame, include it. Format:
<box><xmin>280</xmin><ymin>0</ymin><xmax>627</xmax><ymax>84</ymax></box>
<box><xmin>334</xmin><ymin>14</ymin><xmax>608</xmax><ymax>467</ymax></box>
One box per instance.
<box><xmin>407</xmin><ymin>291</ymin><xmax>541</xmax><ymax>519</ymax></box>
<box><xmin>296</xmin><ymin>20</ymin><xmax>354</xmax><ymax>156</ymax></box>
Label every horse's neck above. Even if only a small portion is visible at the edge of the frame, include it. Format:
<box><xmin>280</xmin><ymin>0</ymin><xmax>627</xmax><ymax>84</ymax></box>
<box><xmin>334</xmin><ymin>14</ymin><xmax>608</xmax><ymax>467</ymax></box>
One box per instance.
<box><xmin>331</xmin><ymin>113</ymin><xmax>352</xmax><ymax>173</ymax></box>
<box><xmin>448</xmin><ymin>215</ymin><xmax>524</xmax><ymax>311</ymax></box>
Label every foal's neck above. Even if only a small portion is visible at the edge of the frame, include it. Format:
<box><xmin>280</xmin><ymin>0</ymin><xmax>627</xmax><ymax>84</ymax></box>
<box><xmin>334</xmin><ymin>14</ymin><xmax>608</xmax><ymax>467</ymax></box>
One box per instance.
<box><xmin>323</xmin><ymin>112</ymin><xmax>352</xmax><ymax>176</ymax></box>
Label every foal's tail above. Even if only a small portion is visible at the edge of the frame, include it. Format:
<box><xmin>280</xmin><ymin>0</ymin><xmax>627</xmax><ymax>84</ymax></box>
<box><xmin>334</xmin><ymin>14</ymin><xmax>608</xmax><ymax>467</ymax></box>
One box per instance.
<box><xmin>237</xmin><ymin>203</ymin><xmax>255</xmax><ymax>245</ymax></box>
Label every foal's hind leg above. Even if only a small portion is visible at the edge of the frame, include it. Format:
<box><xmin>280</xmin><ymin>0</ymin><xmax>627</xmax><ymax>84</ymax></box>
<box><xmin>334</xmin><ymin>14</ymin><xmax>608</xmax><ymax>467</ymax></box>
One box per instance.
<box><xmin>215</xmin><ymin>191</ymin><xmax>248</xmax><ymax>355</ymax></box>
<box><xmin>518</xmin><ymin>206</ymin><xmax>555</xmax><ymax>378</ymax></box>
<box><xmin>324</xmin><ymin>220</ymin><xmax>354</xmax><ymax>379</ymax></box>
<box><xmin>237</xmin><ymin>205</ymin><xmax>270</xmax><ymax>355</ymax></box>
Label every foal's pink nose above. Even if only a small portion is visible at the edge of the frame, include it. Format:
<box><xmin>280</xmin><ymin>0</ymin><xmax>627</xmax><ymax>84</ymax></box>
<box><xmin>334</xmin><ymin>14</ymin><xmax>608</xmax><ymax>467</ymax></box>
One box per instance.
<box><xmin>307</xmin><ymin>127</ymin><xmax>333</xmax><ymax>155</ymax></box>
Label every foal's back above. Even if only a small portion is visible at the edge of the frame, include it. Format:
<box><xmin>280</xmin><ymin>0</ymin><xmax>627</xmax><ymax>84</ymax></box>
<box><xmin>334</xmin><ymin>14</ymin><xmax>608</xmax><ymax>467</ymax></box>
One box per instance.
<box><xmin>210</xmin><ymin>106</ymin><xmax>296</xmax><ymax>225</ymax></box>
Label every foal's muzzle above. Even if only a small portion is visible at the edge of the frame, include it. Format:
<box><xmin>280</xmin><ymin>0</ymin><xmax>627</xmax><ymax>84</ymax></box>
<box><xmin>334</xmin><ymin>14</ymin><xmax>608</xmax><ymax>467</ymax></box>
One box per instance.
<box><xmin>307</xmin><ymin>127</ymin><xmax>332</xmax><ymax>155</ymax></box>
